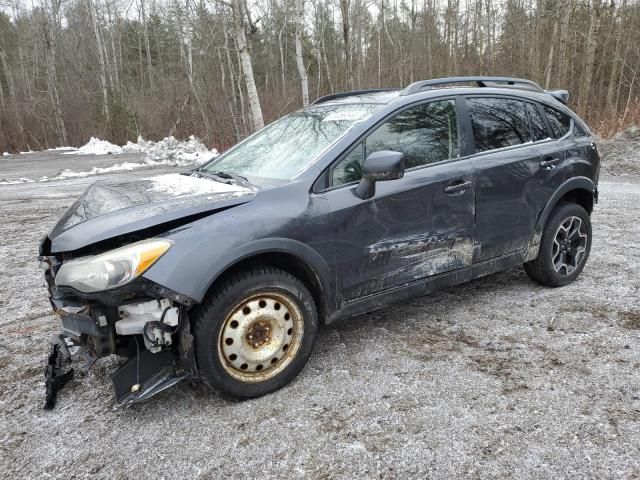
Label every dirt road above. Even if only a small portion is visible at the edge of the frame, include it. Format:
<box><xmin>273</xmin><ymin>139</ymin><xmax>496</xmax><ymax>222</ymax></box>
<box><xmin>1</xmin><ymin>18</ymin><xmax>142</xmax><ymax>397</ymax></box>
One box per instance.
<box><xmin>0</xmin><ymin>149</ymin><xmax>639</xmax><ymax>479</ymax></box>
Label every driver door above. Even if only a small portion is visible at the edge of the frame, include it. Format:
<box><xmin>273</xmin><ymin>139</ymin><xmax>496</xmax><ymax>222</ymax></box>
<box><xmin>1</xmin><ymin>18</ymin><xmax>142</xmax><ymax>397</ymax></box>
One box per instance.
<box><xmin>318</xmin><ymin>99</ymin><xmax>477</xmax><ymax>304</ymax></box>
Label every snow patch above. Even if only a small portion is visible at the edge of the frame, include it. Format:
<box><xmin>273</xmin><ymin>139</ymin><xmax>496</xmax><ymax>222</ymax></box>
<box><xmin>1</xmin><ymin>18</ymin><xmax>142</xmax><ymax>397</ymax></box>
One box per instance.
<box><xmin>0</xmin><ymin>135</ymin><xmax>220</xmax><ymax>184</ymax></box>
<box><xmin>0</xmin><ymin>177</ymin><xmax>35</xmax><ymax>185</ymax></box>
<box><xmin>64</xmin><ymin>137</ymin><xmax>123</xmax><ymax>155</ymax></box>
<box><xmin>54</xmin><ymin>161</ymin><xmax>146</xmax><ymax>179</ymax></box>
<box><xmin>64</xmin><ymin>135</ymin><xmax>218</xmax><ymax>164</ymax></box>
<box><xmin>122</xmin><ymin>135</ymin><xmax>217</xmax><ymax>165</ymax></box>
<box><xmin>147</xmin><ymin>173</ymin><xmax>248</xmax><ymax>197</ymax></box>
<box><xmin>46</xmin><ymin>146</ymin><xmax>77</xmax><ymax>152</ymax></box>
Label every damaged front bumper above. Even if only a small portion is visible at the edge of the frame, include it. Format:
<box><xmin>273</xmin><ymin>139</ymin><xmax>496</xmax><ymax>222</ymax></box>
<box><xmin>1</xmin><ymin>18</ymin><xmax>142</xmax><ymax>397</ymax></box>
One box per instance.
<box><xmin>42</xmin><ymin>257</ymin><xmax>198</xmax><ymax>409</ymax></box>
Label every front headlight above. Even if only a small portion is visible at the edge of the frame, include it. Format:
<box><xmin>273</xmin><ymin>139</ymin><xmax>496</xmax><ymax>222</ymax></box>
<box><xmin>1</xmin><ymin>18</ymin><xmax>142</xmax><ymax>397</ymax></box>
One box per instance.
<box><xmin>55</xmin><ymin>239</ymin><xmax>172</xmax><ymax>293</ymax></box>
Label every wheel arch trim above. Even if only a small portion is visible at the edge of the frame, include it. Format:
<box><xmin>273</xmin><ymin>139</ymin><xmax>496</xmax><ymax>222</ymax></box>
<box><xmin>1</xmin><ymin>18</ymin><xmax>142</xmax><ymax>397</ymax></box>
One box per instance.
<box><xmin>199</xmin><ymin>238</ymin><xmax>333</xmax><ymax>320</ymax></box>
<box><xmin>536</xmin><ymin>176</ymin><xmax>596</xmax><ymax>234</ymax></box>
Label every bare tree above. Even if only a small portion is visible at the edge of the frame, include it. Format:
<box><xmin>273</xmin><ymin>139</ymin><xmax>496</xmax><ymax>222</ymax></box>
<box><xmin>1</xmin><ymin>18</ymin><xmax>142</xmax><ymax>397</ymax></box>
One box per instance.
<box><xmin>139</xmin><ymin>0</ymin><xmax>154</xmax><ymax>89</ymax></box>
<box><xmin>228</xmin><ymin>0</ymin><xmax>264</xmax><ymax>130</ymax></box>
<box><xmin>41</xmin><ymin>0</ymin><xmax>68</xmax><ymax>145</ymax></box>
<box><xmin>89</xmin><ymin>0</ymin><xmax>110</xmax><ymax>124</ymax></box>
<box><xmin>3</xmin><ymin>0</ymin><xmax>640</xmax><ymax>153</ymax></box>
<box><xmin>339</xmin><ymin>0</ymin><xmax>353</xmax><ymax>89</ymax></box>
<box><xmin>294</xmin><ymin>0</ymin><xmax>309</xmax><ymax>106</ymax></box>
<box><xmin>579</xmin><ymin>0</ymin><xmax>602</xmax><ymax>112</ymax></box>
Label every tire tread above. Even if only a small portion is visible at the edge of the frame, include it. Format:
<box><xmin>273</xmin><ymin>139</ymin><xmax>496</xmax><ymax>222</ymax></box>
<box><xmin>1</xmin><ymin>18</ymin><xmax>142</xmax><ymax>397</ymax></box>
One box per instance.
<box><xmin>524</xmin><ymin>202</ymin><xmax>591</xmax><ymax>287</ymax></box>
<box><xmin>191</xmin><ymin>265</ymin><xmax>317</xmax><ymax>397</ymax></box>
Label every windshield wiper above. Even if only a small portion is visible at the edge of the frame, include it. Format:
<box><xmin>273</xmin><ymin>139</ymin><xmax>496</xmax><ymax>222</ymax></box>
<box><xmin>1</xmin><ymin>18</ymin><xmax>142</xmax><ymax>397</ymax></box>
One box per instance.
<box><xmin>210</xmin><ymin>171</ymin><xmax>252</xmax><ymax>187</ymax></box>
<box><xmin>190</xmin><ymin>170</ymin><xmax>253</xmax><ymax>188</ymax></box>
<box><xmin>189</xmin><ymin>170</ymin><xmax>233</xmax><ymax>184</ymax></box>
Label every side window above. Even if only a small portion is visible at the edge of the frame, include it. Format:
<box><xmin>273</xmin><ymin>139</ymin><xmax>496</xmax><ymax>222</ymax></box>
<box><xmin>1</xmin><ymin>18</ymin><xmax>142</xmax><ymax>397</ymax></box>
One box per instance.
<box><xmin>543</xmin><ymin>105</ymin><xmax>572</xmax><ymax>138</ymax></box>
<box><xmin>330</xmin><ymin>99</ymin><xmax>459</xmax><ymax>187</ymax></box>
<box><xmin>331</xmin><ymin>142</ymin><xmax>364</xmax><ymax>186</ymax></box>
<box><xmin>365</xmin><ymin>100</ymin><xmax>459</xmax><ymax>169</ymax></box>
<box><xmin>526</xmin><ymin>102</ymin><xmax>549</xmax><ymax>142</ymax></box>
<box><xmin>468</xmin><ymin>97</ymin><xmax>530</xmax><ymax>152</ymax></box>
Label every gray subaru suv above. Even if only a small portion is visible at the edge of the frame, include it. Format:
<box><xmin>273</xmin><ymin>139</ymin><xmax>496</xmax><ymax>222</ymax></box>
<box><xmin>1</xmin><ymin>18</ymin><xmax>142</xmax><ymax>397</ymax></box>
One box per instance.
<box><xmin>39</xmin><ymin>77</ymin><xmax>600</xmax><ymax>408</ymax></box>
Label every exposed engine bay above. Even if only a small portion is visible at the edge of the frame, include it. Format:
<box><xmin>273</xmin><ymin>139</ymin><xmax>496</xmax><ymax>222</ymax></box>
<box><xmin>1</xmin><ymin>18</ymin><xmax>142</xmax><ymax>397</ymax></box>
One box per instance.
<box><xmin>41</xmin><ymin>254</ymin><xmax>197</xmax><ymax>409</ymax></box>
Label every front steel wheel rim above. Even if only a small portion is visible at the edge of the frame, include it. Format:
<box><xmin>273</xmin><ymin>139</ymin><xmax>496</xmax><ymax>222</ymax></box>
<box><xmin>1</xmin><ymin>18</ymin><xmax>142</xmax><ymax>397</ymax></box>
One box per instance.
<box><xmin>551</xmin><ymin>215</ymin><xmax>588</xmax><ymax>275</ymax></box>
<box><xmin>218</xmin><ymin>292</ymin><xmax>304</xmax><ymax>383</ymax></box>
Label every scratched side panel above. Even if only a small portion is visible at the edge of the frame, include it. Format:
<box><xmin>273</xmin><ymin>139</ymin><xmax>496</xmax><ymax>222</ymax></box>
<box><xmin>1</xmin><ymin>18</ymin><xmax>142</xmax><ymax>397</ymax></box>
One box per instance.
<box><xmin>324</xmin><ymin>158</ymin><xmax>476</xmax><ymax>303</ymax></box>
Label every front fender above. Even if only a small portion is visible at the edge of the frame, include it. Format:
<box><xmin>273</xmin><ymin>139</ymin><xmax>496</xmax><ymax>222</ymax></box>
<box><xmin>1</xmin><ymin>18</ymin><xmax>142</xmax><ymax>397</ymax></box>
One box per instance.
<box><xmin>143</xmin><ymin>235</ymin><xmax>332</xmax><ymax>307</ymax></box>
<box><xmin>204</xmin><ymin>237</ymin><xmax>332</xmax><ymax>303</ymax></box>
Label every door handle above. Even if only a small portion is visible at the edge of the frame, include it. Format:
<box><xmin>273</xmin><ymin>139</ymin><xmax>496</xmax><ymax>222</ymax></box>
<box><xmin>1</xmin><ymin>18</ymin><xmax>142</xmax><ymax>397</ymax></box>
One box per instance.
<box><xmin>540</xmin><ymin>156</ymin><xmax>561</xmax><ymax>169</ymax></box>
<box><xmin>444</xmin><ymin>180</ymin><xmax>472</xmax><ymax>195</ymax></box>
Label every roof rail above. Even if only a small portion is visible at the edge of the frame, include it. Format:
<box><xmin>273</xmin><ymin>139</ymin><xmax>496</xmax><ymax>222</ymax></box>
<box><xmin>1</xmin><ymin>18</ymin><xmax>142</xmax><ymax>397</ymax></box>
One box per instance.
<box><xmin>312</xmin><ymin>89</ymin><xmax>395</xmax><ymax>105</ymax></box>
<box><xmin>400</xmin><ymin>76</ymin><xmax>545</xmax><ymax>96</ymax></box>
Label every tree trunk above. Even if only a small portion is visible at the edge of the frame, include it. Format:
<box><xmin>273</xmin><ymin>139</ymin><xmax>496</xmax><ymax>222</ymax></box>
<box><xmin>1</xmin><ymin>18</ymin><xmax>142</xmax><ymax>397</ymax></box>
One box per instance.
<box><xmin>217</xmin><ymin>48</ymin><xmax>241</xmax><ymax>142</ymax></box>
<box><xmin>278</xmin><ymin>14</ymin><xmax>287</xmax><ymax>98</ymax></box>
<box><xmin>545</xmin><ymin>1</ymin><xmax>559</xmax><ymax>89</ymax></box>
<box><xmin>139</xmin><ymin>0</ymin><xmax>155</xmax><ymax>89</ymax></box>
<box><xmin>43</xmin><ymin>0</ymin><xmax>67</xmax><ymax>146</ymax></box>
<box><xmin>223</xmin><ymin>15</ymin><xmax>248</xmax><ymax>137</ymax></box>
<box><xmin>579</xmin><ymin>0</ymin><xmax>601</xmax><ymax>113</ymax></box>
<box><xmin>321</xmin><ymin>28</ymin><xmax>334</xmax><ymax>92</ymax></box>
<box><xmin>558</xmin><ymin>0</ymin><xmax>571</xmax><ymax>83</ymax></box>
<box><xmin>89</xmin><ymin>0</ymin><xmax>110</xmax><ymax>124</ymax></box>
<box><xmin>294</xmin><ymin>0</ymin><xmax>309</xmax><ymax>106</ymax></box>
<box><xmin>182</xmin><ymin>2</ymin><xmax>212</xmax><ymax>141</ymax></box>
<box><xmin>606</xmin><ymin>0</ymin><xmax>625</xmax><ymax>114</ymax></box>
<box><xmin>0</xmin><ymin>48</ymin><xmax>25</xmax><ymax>142</ymax></box>
<box><xmin>339</xmin><ymin>0</ymin><xmax>353</xmax><ymax>89</ymax></box>
<box><xmin>231</xmin><ymin>0</ymin><xmax>264</xmax><ymax>131</ymax></box>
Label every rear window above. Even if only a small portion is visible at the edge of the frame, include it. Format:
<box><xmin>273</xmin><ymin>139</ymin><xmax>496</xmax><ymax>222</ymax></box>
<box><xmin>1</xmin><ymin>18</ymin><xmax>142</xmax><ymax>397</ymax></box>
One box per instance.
<box><xmin>526</xmin><ymin>103</ymin><xmax>549</xmax><ymax>142</ymax></box>
<box><xmin>468</xmin><ymin>97</ymin><xmax>530</xmax><ymax>152</ymax></box>
<box><xmin>543</xmin><ymin>105</ymin><xmax>572</xmax><ymax>138</ymax></box>
<box><xmin>574</xmin><ymin>122</ymin><xmax>588</xmax><ymax>137</ymax></box>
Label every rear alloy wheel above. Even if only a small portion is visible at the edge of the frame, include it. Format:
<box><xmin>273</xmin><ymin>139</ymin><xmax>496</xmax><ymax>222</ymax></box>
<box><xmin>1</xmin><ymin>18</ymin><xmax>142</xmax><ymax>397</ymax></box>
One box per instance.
<box><xmin>524</xmin><ymin>202</ymin><xmax>592</xmax><ymax>287</ymax></box>
<box><xmin>551</xmin><ymin>216</ymin><xmax>588</xmax><ymax>275</ymax></box>
<box><xmin>192</xmin><ymin>267</ymin><xmax>317</xmax><ymax>398</ymax></box>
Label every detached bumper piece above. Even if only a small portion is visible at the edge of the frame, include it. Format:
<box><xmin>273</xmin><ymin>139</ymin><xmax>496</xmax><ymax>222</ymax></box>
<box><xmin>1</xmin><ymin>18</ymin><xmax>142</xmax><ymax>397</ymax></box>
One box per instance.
<box><xmin>44</xmin><ymin>334</ymin><xmax>74</xmax><ymax>410</ymax></box>
<box><xmin>42</xmin><ymin>300</ymin><xmax>197</xmax><ymax>409</ymax></box>
<box><xmin>111</xmin><ymin>348</ymin><xmax>188</xmax><ymax>407</ymax></box>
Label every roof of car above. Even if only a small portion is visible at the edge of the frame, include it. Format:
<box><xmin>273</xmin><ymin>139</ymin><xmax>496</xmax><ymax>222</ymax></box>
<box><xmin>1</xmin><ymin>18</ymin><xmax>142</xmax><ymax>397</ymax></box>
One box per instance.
<box><xmin>312</xmin><ymin>89</ymin><xmax>401</xmax><ymax>105</ymax></box>
<box><xmin>312</xmin><ymin>76</ymin><xmax>570</xmax><ymax>108</ymax></box>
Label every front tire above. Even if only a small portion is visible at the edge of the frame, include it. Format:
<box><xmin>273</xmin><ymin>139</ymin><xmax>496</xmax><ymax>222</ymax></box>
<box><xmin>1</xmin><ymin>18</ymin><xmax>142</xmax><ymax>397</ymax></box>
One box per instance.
<box><xmin>192</xmin><ymin>266</ymin><xmax>318</xmax><ymax>398</ymax></box>
<box><xmin>524</xmin><ymin>202</ymin><xmax>592</xmax><ymax>287</ymax></box>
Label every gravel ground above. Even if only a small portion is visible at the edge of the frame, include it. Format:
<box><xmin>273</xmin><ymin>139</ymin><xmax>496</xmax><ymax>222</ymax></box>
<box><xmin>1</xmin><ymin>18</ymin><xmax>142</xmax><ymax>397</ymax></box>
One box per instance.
<box><xmin>0</xmin><ymin>147</ymin><xmax>639</xmax><ymax>479</ymax></box>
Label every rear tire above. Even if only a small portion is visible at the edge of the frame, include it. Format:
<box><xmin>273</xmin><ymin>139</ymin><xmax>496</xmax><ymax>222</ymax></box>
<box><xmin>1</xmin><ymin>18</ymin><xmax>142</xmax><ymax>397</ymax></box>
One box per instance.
<box><xmin>192</xmin><ymin>266</ymin><xmax>318</xmax><ymax>398</ymax></box>
<box><xmin>524</xmin><ymin>202</ymin><xmax>592</xmax><ymax>287</ymax></box>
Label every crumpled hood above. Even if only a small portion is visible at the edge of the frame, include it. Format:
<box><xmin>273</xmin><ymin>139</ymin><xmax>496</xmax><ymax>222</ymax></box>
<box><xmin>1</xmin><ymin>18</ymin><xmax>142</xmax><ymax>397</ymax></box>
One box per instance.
<box><xmin>45</xmin><ymin>173</ymin><xmax>256</xmax><ymax>253</ymax></box>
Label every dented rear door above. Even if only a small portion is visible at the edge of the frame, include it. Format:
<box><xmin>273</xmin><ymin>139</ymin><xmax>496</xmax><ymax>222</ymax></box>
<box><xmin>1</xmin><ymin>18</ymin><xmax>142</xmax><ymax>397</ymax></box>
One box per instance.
<box><xmin>464</xmin><ymin>96</ymin><xmax>566</xmax><ymax>262</ymax></box>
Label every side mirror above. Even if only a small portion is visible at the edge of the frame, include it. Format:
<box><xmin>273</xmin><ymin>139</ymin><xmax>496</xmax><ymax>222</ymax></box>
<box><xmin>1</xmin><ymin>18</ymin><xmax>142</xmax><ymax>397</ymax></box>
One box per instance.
<box><xmin>355</xmin><ymin>150</ymin><xmax>405</xmax><ymax>200</ymax></box>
